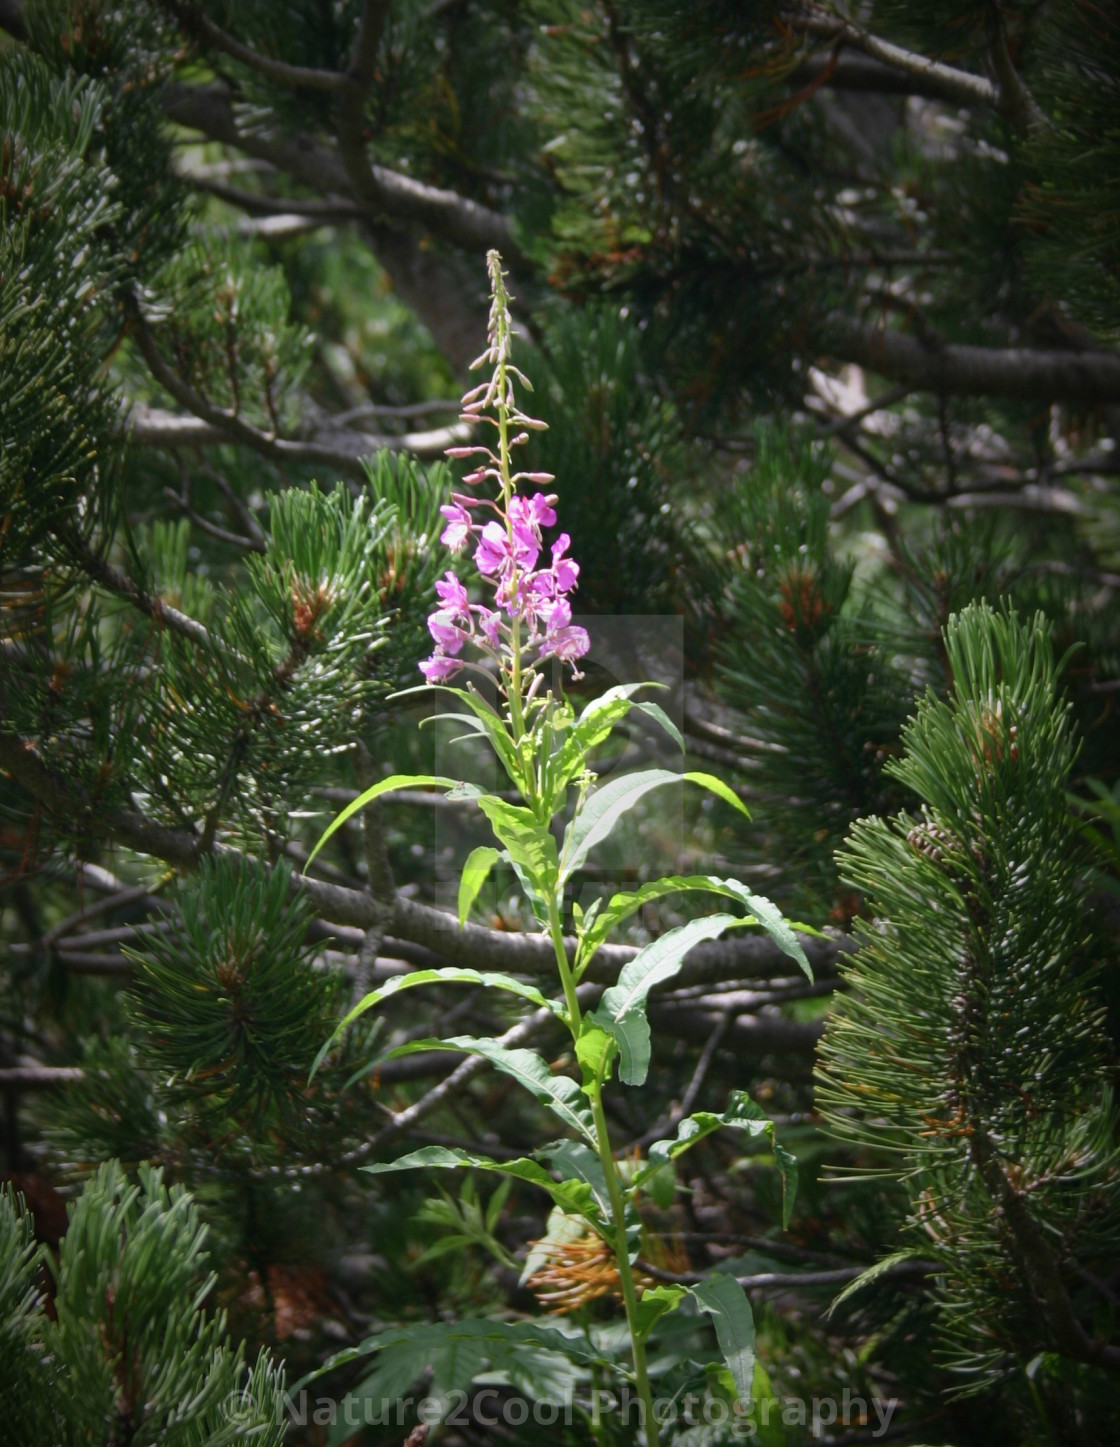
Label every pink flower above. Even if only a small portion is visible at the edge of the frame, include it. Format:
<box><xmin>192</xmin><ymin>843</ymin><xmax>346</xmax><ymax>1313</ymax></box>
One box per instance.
<box><xmin>420</xmin><ymin>653</ymin><xmax>462</xmax><ymax>682</ymax></box>
<box><xmin>545</xmin><ymin>625</ymin><xmax>590</xmax><ymax>664</ymax></box>
<box><xmin>474</xmin><ymin>522</ymin><xmax>508</xmax><ymax>575</ymax></box>
<box><xmin>439</xmin><ymin>504</ymin><xmax>473</xmax><ymax>553</ymax></box>
<box><xmin>474</xmin><ymin>520</ymin><xmax>540</xmax><ymax>577</ymax></box>
<box><xmin>551</xmin><ymin>534</ymin><xmax>579</xmax><ymax>593</ymax></box>
<box><xmin>427</xmin><ymin>610</ymin><xmax>466</xmax><ymax>655</ymax></box>
<box><xmin>477</xmin><ymin>608</ymin><xmax>503</xmax><ymax>647</ymax></box>
<box><xmin>540</xmin><ymin>596</ymin><xmax>572</xmax><ymax>631</ymax></box>
<box><xmin>435</xmin><ymin>571</ymin><xmax>470</xmax><ymax>620</ymax></box>
<box><xmin>510</xmin><ymin>493</ymin><xmax>557</xmax><ymax>532</ymax></box>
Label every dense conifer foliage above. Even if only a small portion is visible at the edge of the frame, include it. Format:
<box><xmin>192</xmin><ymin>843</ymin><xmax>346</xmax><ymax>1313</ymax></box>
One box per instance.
<box><xmin>1</xmin><ymin>4</ymin><xmax>1118</xmax><ymax>1444</ymax></box>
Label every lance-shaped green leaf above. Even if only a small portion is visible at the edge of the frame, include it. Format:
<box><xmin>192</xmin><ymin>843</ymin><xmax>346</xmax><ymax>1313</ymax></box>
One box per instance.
<box><xmin>637</xmin><ymin>1091</ymin><xmax>799</xmax><ymax>1227</ymax></box>
<box><xmin>543</xmin><ymin>1138</ymin><xmax>612</xmax><ymax>1216</ymax></box>
<box><xmin>310</xmin><ymin>968</ymin><xmax>560</xmax><ymax>1078</ymax></box>
<box><xmin>307</xmin><ymin>773</ymin><xmax>462</xmax><ymax>867</ymax></box>
<box><xmin>591</xmin><ymin>915</ymin><xmax>744</xmax><ymax>1085</ymax></box>
<box><xmin>382</xmin><ymin>1036</ymin><xmax>596</xmax><ymax>1143</ymax></box>
<box><xmin>553</xmin><ymin>684</ymin><xmax>682</xmax><ymax>788</ymax></box>
<box><xmin>689</xmin><ymin>1275</ymin><xmax>756</xmax><ymax>1407</ymax></box>
<box><xmin>560</xmin><ymin>769</ymin><xmax>749</xmax><ymax>883</ymax></box>
<box><xmin>578</xmin><ymin>874</ymin><xmax>815</xmax><ymax>977</ymax></box>
<box><xmin>633</xmin><ymin>1283</ymin><xmax>687</xmax><ymax>1342</ymax></box>
<box><xmin>361</xmin><ymin>1146</ymin><xmax>601</xmax><ymax>1224</ymax></box>
<box><xmin>477</xmin><ymin>796</ymin><xmax>559</xmax><ymax>892</ymax></box>
<box><xmin>412</xmin><ymin>683</ymin><xmax>522</xmax><ymax>785</ymax></box>
<box><xmin>634</xmin><ymin>699</ymin><xmax>684</xmax><ymax>751</ymax></box>
<box><xmin>458</xmin><ymin>846</ymin><xmax>501</xmax><ymax>925</ymax></box>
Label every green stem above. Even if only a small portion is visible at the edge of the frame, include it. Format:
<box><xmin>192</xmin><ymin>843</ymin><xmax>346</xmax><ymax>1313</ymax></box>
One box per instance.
<box><xmin>547</xmin><ymin>893</ymin><xmax>581</xmax><ymax>1034</ymax></box>
<box><xmin>588</xmin><ymin>1080</ymin><xmax>662</xmax><ymax>1447</ymax></box>
<box><xmin>545</xmin><ymin>891</ymin><xmax>661</xmax><ymax>1447</ymax></box>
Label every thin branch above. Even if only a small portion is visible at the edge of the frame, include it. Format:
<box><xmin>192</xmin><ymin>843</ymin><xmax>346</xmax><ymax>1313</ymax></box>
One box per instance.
<box><xmin>1048</xmin><ymin>452</ymin><xmax>1120</xmax><ymax>477</ymax></box>
<box><xmin>163</xmin><ymin>485</ymin><xmax>265</xmax><ymax>554</ymax></box>
<box><xmin>65</xmin><ymin>530</ymin><xmax>215</xmax><ymax>650</ymax></box>
<box><xmin>984</xmin><ymin>6</ymin><xmax>1047</xmax><ymax>133</ymax></box>
<box><xmin>203</xmin><ymin>461</ymin><xmax>268</xmax><ymax>549</ymax></box>
<box><xmin>814</xmin><ymin>383</ymin><xmax>913</xmax><ymax>439</ymax></box>
<box><xmin>945</xmin><ymin>484</ymin><xmax>1089</xmax><ymax>516</ymax></box>
<box><xmin>628</xmin><ymin>1010</ymin><xmax>732</xmax><ymax>1151</ymax></box>
<box><xmin>166</xmin><ymin>2</ymin><xmax>345</xmax><ymax>93</ymax></box>
<box><xmin>127</xmin><ymin>310</ymin><xmax>471</xmax><ymax>475</ymax></box>
<box><xmin>333</xmin><ymin>398</ymin><xmax>463</xmax><ymax>422</ymax></box>
<box><xmin>349</xmin><ymin>1003</ymin><xmax>559</xmax><ymax>1163</ymax></box>
<box><xmin>0</xmin><ymin>1066</ymin><xmax>85</xmax><ymax>1088</ymax></box>
<box><xmin>41</xmin><ymin>882</ymin><xmax>164</xmax><ymax>948</ymax></box>
<box><xmin>789</xmin><ymin>51</ymin><xmax>973</xmax><ymax>100</ymax></box>
<box><xmin>187</xmin><ymin>175</ymin><xmax>365</xmax><ymax>221</ymax></box>
<box><xmin>796</xmin><ymin>8</ymin><xmax>999</xmax><ymax>114</ymax></box>
<box><xmin>164</xmin><ymin>81</ymin><xmax>519</xmax><ymax>261</ymax></box>
<box><xmin>637</xmin><ymin>1257</ymin><xmax>938</xmax><ymax>1290</ymax></box>
<box><xmin>127</xmin><ymin>402</ymin><xmax>467</xmax><ymax>463</ymax></box>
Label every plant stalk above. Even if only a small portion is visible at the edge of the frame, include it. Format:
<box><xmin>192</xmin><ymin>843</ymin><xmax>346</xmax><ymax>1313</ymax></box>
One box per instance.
<box><xmin>546</xmin><ymin>891</ymin><xmax>661</xmax><ymax>1447</ymax></box>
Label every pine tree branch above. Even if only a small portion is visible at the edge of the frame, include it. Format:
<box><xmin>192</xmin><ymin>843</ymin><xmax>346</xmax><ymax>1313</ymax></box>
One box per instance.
<box><xmin>65</xmin><ymin>532</ymin><xmax>215</xmax><ymax>651</ymax></box>
<box><xmin>0</xmin><ymin>1066</ymin><xmax>84</xmax><ymax>1088</ymax></box>
<box><xmin>162</xmin><ymin>80</ymin><xmax>518</xmax><ymax>372</ymax></box>
<box><xmin>187</xmin><ymin>176</ymin><xmax>365</xmax><ymax>222</ymax></box>
<box><xmin>970</xmin><ymin>1128</ymin><xmax>1120</xmax><ymax>1372</ymax></box>
<box><xmin>0</xmin><ymin>730</ymin><xmax>849</xmax><ymax>992</ymax></box>
<box><xmin>983</xmin><ymin>4</ymin><xmax>1046</xmax><ymax>134</ymax></box>
<box><xmin>163</xmin><ymin>81</ymin><xmax>520</xmax><ymax>260</ymax></box>
<box><xmin>164</xmin><ymin>2</ymin><xmax>347</xmax><ymax>94</ymax></box>
<box><xmin>789</xmin><ymin>52</ymin><xmax>970</xmax><ymax>100</ymax></box>
<box><xmin>825</xmin><ymin>319</ymin><xmax>1120</xmax><ymax>403</ymax></box>
<box><xmin>795</xmin><ymin>8</ymin><xmax>1000</xmax><ymax>115</ymax></box>
<box><xmin>126</xmin><ymin>402</ymin><xmax>467</xmax><ymax>463</ymax></box>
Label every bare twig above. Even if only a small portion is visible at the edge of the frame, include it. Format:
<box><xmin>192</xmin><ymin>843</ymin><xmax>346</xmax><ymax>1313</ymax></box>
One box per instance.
<box><xmin>637</xmin><ymin>1256</ymin><xmax>939</xmax><ymax>1290</ymax></box>
<box><xmin>814</xmin><ymin>383</ymin><xmax>912</xmax><ymax>439</ymax></box>
<box><xmin>0</xmin><ymin>1066</ymin><xmax>85</xmax><ymax>1088</ymax></box>
<box><xmin>128</xmin><ymin>402</ymin><xmax>467</xmax><ymax>464</ymax></box>
<box><xmin>65</xmin><ymin>531</ymin><xmax>215</xmax><ymax>650</ymax></box>
<box><xmin>797</xmin><ymin>8</ymin><xmax>999</xmax><ymax>115</ymax></box>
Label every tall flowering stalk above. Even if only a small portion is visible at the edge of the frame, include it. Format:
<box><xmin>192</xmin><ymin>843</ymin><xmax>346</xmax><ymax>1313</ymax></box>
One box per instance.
<box><xmin>422</xmin><ymin>250</ymin><xmax>589</xmax><ymax>709</ymax></box>
<box><xmin>310</xmin><ymin>253</ymin><xmax>812</xmax><ymax>1446</ymax></box>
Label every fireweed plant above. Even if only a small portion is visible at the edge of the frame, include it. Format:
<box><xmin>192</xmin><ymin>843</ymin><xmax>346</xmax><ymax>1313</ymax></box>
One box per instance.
<box><xmin>308</xmin><ymin>254</ymin><xmax>812</xmax><ymax>1444</ymax></box>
